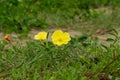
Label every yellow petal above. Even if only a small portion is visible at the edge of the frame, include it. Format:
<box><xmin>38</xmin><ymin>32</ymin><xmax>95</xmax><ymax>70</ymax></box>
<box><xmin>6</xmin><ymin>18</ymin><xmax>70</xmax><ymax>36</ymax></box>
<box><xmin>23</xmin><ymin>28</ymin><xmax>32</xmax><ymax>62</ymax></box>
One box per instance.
<box><xmin>34</xmin><ymin>31</ymin><xmax>47</xmax><ymax>40</ymax></box>
<box><xmin>51</xmin><ymin>30</ymin><xmax>71</xmax><ymax>46</ymax></box>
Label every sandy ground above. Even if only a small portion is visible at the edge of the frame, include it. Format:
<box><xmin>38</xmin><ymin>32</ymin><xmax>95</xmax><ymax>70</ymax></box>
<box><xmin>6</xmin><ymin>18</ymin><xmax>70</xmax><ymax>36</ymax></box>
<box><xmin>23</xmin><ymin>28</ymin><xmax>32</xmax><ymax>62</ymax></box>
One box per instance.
<box><xmin>0</xmin><ymin>27</ymin><xmax>120</xmax><ymax>46</ymax></box>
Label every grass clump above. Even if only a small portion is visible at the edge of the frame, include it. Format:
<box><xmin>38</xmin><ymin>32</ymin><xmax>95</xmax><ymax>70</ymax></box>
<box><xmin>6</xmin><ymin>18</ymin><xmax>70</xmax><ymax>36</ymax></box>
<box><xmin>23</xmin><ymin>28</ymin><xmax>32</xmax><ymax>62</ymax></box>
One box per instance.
<box><xmin>0</xmin><ymin>29</ymin><xmax>120</xmax><ymax>80</ymax></box>
<box><xmin>0</xmin><ymin>0</ymin><xmax>120</xmax><ymax>33</ymax></box>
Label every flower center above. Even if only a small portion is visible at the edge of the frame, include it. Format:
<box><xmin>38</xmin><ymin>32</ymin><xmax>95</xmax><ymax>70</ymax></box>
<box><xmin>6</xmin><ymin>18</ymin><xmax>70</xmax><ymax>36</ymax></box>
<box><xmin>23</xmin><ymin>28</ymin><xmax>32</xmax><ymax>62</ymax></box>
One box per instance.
<box><xmin>58</xmin><ymin>38</ymin><xmax>62</xmax><ymax>42</ymax></box>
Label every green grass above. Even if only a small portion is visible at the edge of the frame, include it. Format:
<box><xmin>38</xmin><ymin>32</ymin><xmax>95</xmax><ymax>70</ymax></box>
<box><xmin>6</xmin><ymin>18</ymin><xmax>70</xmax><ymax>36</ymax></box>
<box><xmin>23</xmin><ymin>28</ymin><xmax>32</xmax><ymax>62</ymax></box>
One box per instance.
<box><xmin>0</xmin><ymin>1</ymin><xmax>120</xmax><ymax>79</ymax></box>
<box><xmin>0</xmin><ymin>0</ymin><xmax>120</xmax><ymax>33</ymax></box>
<box><xmin>0</xmin><ymin>29</ymin><xmax>120</xmax><ymax>80</ymax></box>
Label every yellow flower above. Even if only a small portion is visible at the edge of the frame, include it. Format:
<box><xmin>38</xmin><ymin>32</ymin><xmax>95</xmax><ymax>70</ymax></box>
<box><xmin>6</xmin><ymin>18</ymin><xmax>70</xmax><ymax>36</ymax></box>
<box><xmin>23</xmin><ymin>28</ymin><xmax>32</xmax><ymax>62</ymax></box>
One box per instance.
<box><xmin>34</xmin><ymin>32</ymin><xmax>47</xmax><ymax>41</ymax></box>
<box><xmin>51</xmin><ymin>30</ymin><xmax>71</xmax><ymax>46</ymax></box>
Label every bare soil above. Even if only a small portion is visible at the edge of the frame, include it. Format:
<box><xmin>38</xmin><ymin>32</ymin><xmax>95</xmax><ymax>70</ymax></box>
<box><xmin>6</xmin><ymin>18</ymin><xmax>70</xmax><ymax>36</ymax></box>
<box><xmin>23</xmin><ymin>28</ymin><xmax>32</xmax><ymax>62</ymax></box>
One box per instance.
<box><xmin>0</xmin><ymin>27</ymin><xmax>120</xmax><ymax>46</ymax></box>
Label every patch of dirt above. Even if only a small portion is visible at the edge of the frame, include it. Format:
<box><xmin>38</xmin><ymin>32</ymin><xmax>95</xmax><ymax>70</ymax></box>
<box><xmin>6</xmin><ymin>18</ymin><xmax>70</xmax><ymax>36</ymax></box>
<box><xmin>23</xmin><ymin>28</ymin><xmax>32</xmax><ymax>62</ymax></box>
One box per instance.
<box><xmin>0</xmin><ymin>27</ymin><xmax>120</xmax><ymax>46</ymax></box>
<box><xmin>0</xmin><ymin>28</ymin><xmax>81</xmax><ymax>47</ymax></box>
<box><xmin>28</xmin><ymin>28</ymin><xmax>81</xmax><ymax>41</ymax></box>
<box><xmin>90</xmin><ymin>7</ymin><xmax>112</xmax><ymax>15</ymax></box>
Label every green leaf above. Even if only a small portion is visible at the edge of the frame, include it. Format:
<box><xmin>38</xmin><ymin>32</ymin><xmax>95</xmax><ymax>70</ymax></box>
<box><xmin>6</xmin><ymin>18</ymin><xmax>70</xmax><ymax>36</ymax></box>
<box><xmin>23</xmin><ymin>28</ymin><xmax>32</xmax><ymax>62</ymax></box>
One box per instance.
<box><xmin>106</xmin><ymin>38</ymin><xmax>114</xmax><ymax>42</ymax></box>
